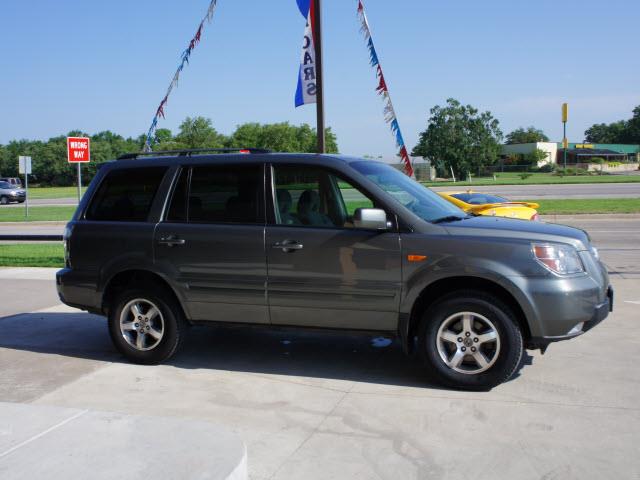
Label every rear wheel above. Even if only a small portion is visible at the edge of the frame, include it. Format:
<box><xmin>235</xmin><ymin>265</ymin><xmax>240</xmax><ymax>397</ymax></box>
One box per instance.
<box><xmin>0</xmin><ymin>196</ymin><xmax>8</xmax><ymax>205</ymax></box>
<box><xmin>418</xmin><ymin>291</ymin><xmax>523</xmax><ymax>390</ymax></box>
<box><xmin>108</xmin><ymin>287</ymin><xmax>186</xmax><ymax>364</ymax></box>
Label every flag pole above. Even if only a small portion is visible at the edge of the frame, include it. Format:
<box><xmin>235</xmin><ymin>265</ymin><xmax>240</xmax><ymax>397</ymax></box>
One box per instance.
<box><xmin>313</xmin><ymin>0</ymin><xmax>325</xmax><ymax>153</ymax></box>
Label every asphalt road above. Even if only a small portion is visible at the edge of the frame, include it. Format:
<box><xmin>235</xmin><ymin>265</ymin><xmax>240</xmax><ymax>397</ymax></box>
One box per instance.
<box><xmin>429</xmin><ymin>182</ymin><xmax>640</xmax><ymax>198</ymax></box>
<box><xmin>0</xmin><ymin>217</ymin><xmax>638</xmax><ymax>479</ymax></box>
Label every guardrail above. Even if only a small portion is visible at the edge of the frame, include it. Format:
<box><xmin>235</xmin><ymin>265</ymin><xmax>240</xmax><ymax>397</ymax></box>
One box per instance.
<box><xmin>0</xmin><ymin>235</ymin><xmax>63</xmax><ymax>241</ymax></box>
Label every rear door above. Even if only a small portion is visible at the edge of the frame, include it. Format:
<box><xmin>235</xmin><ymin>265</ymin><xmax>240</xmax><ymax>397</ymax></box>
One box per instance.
<box><xmin>265</xmin><ymin>164</ymin><xmax>402</xmax><ymax>331</ymax></box>
<box><xmin>154</xmin><ymin>163</ymin><xmax>268</xmax><ymax>324</ymax></box>
<box><xmin>73</xmin><ymin>165</ymin><xmax>169</xmax><ymax>284</ymax></box>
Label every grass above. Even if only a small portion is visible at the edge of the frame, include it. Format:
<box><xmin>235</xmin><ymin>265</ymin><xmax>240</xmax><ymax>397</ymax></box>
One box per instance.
<box><xmin>0</xmin><ymin>243</ymin><xmax>64</xmax><ymax>267</ymax></box>
<box><xmin>27</xmin><ymin>187</ymin><xmax>85</xmax><ymax>199</ymax></box>
<box><xmin>532</xmin><ymin>198</ymin><xmax>640</xmax><ymax>215</ymax></box>
<box><xmin>423</xmin><ymin>172</ymin><xmax>640</xmax><ymax>187</ymax></box>
<box><xmin>0</xmin><ymin>206</ymin><xmax>76</xmax><ymax>222</ymax></box>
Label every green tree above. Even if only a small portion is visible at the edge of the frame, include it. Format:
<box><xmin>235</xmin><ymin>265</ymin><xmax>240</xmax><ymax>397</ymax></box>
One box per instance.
<box><xmin>411</xmin><ymin>98</ymin><xmax>503</xmax><ymax>178</ymax></box>
<box><xmin>584</xmin><ymin>120</ymin><xmax>627</xmax><ymax>143</ymax></box>
<box><xmin>524</xmin><ymin>148</ymin><xmax>549</xmax><ymax>167</ymax></box>
<box><xmin>175</xmin><ymin>116</ymin><xmax>227</xmax><ymax>149</ymax></box>
<box><xmin>505</xmin><ymin>126</ymin><xmax>549</xmax><ymax>144</ymax></box>
<box><xmin>624</xmin><ymin>106</ymin><xmax>640</xmax><ymax>143</ymax></box>
<box><xmin>584</xmin><ymin>106</ymin><xmax>640</xmax><ymax>144</ymax></box>
<box><xmin>227</xmin><ymin>122</ymin><xmax>338</xmax><ymax>153</ymax></box>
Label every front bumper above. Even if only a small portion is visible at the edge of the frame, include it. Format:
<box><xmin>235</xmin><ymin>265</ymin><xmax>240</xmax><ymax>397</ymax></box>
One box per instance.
<box><xmin>528</xmin><ymin>285</ymin><xmax>613</xmax><ymax>349</ymax></box>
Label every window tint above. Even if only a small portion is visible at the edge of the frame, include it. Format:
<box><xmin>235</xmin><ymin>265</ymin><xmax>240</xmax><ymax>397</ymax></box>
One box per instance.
<box><xmin>273</xmin><ymin>165</ymin><xmax>375</xmax><ymax>229</ymax></box>
<box><xmin>166</xmin><ymin>168</ymin><xmax>189</xmax><ymax>222</ymax></box>
<box><xmin>186</xmin><ymin>164</ymin><xmax>263</xmax><ymax>224</ymax></box>
<box><xmin>86</xmin><ymin>167</ymin><xmax>167</xmax><ymax>222</ymax></box>
<box><xmin>451</xmin><ymin>193</ymin><xmax>508</xmax><ymax>205</ymax></box>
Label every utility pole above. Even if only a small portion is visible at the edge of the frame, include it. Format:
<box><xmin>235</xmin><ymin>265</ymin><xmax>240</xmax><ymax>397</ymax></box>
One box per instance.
<box><xmin>562</xmin><ymin>103</ymin><xmax>568</xmax><ymax>169</ymax></box>
<box><xmin>313</xmin><ymin>0</ymin><xmax>325</xmax><ymax>153</ymax></box>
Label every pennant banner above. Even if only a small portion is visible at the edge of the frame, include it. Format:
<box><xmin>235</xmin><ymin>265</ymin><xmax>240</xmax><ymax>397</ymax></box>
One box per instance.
<box><xmin>143</xmin><ymin>1</ymin><xmax>218</xmax><ymax>152</ymax></box>
<box><xmin>357</xmin><ymin>0</ymin><xmax>413</xmax><ymax>176</ymax></box>
<box><xmin>294</xmin><ymin>0</ymin><xmax>317</xmax><ymax>107</ymax></box>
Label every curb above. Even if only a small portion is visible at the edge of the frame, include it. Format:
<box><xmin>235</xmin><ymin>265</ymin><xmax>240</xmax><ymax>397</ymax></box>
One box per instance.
<box><xmin>0</xmin><ymin>221</ymin><xmax>67</xmax><ymax>226</ymax></box>
<box><xmin>541</xmin><ymin>213</ymin><xmax>640</xmax><ymax>221</ymax></box>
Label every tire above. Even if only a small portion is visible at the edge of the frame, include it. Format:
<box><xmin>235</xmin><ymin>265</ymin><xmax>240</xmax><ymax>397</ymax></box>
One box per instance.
<box><xmin>0</xmin><ymin>196</ymin><xmax>8</xmax><ymax>205</ymax></box>
<box><xmin>108</xmin><ymin>286</ymin><xmax>186</xmax><ymax>364</ymax></box>
<box><xmin>418</xmin><ymin>290</ymin><xmax>523</xmax><ymax>390</ymax></box>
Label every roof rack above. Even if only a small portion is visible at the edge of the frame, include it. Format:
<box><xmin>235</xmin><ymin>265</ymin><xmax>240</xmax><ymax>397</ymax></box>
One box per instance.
<box><xmin>117</xmin><ymin>148</ymin><xmax>272</xmax><ymax>160</ymax></box>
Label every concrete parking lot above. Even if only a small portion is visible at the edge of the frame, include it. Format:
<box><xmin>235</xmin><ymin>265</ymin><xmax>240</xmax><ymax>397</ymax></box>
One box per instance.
<box><xmin>1</xmin><ymin>217</ymin><xmax>639</xmax><ymax>479</ymax></box>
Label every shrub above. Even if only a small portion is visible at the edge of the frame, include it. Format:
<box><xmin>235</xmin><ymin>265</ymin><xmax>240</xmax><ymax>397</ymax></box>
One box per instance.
<box><xmin>519</xmin><ymin>172</ymin><xmax>532</xmax><ymax>180</ymax></box>
<box><xmin>535</xmin><ymin>164</ymin><xmax>554</xmax><ymax>173</ymax></box>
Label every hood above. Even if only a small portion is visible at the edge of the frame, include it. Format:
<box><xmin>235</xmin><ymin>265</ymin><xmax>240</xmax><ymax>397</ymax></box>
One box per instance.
<box><xmin>441</xmin><ymin>215</ymin><xmax>590</xmax><ymax>250</ymax></box>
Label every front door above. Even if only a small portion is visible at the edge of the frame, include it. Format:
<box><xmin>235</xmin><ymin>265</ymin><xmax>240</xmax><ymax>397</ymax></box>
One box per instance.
<box><xmin>154</xmin><ymin>163</ymin><xmax>268</xmax><ymax>324</ymax></box>
<box><xmin>266</xmin><ymin>164</ymin><xmax>401</xmax><ymax>331</ymax></box>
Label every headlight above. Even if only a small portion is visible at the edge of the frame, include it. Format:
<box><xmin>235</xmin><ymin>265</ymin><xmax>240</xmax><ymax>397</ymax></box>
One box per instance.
<box><xmin>591</xmin><ymin>246</ymin><xmax>599</xmax><ymax>260</ymax></box>
<box><xmin>532</xmin><ymin>243</ymin><xmax>584</xmax><ymax>275</ymax></box>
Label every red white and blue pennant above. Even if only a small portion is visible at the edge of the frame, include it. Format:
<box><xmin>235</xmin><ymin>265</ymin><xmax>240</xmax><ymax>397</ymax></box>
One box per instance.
<box><xmin>357</xmin><ymin>0</ymin><xmax>413</xmax><ymax>176</ymax></box>
<box><xmin>143</xmin><ymin>0</ymin><xmax>218</xmax><ymax>152</ymax></box>
<box><xmin>294</xmin><ymin>0</ymin><xmax>318</xmax><ymax>107</ymax></box>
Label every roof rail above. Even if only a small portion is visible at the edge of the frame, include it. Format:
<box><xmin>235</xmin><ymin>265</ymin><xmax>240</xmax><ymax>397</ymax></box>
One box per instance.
<box><xmin>117</xmin><ymin>148</ymin><xmax>272</xmax><ymax>160</ymax></box>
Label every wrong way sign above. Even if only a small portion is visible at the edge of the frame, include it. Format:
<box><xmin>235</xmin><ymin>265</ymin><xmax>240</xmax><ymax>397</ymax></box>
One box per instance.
<box><xmin>67</xmin><ymin>137</ymin><xmax>91</xmax><ymax>163</ymax></box>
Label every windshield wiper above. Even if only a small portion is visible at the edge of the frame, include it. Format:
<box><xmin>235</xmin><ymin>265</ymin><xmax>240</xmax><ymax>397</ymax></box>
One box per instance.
<box><xmin>431</xmin><ymin>215</ymin><xmax>468</xmax><ymax>224</ymax></box>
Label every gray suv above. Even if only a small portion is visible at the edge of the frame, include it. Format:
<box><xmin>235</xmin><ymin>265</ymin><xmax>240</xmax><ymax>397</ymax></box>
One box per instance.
<box><xmin>0</xmin><ymin>180</ymin><xmax>26</xmax><ymax>204</ymax></box>
<box><xmin>56</xmin><ymin>150</ymin><xmax>613</xmax><ymax>389</ymax></box>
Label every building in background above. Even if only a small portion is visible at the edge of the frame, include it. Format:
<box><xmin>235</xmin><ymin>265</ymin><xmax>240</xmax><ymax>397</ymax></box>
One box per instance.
<box><xmin>502</xmin><ymin>142</ymin><xmax>640</xmax><ymax>167</ymax></box>
<box><xmin>502</xmin><ymin>142</ymin><xmax>557</xmax><ymax>167</ymax></box>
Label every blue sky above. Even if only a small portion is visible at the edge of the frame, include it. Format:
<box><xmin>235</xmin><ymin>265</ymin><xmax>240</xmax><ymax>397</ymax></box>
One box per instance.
<box><xmin>1</xmin><ymin>0</ymin><xmax>638</xmax><ymax>156</ymax></box>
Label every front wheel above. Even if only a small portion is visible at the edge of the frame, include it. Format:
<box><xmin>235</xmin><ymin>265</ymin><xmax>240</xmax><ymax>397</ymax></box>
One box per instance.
<box><xmin>418</xmin><ymin>291</ymin><xmax>523</xmax><ymax>390</ymax></box>
<box><xmin>108</xmin><ymin>287</ymin><xmax>186</xmax><ymax>364</ymax></box>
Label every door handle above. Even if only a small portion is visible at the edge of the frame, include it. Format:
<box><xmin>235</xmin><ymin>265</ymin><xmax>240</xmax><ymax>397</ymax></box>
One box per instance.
<box><xmin>158</xmin><ymin>236</ymin><xmax>186</xmax><ymax>247</ymax></box>
<box><xmin>273</xmin><ymin>240</ymin><xmax>304</xmax><ymax>252</ymax></box>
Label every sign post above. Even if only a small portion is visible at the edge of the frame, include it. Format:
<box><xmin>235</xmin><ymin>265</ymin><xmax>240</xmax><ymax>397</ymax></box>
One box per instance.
<box><xmin>562</xmin><ymin>103</ymin><xmax>569</xmax><ymax>169</ymax></box>
<box><xmin>18</xmin><ymin>156</ymin><xmax>32</xmax><ymax>218</ymax></box>
<box><xmin>67</xmin><ymin>137</ymin><xmax>91</xmax><ymax>202</ymax></box>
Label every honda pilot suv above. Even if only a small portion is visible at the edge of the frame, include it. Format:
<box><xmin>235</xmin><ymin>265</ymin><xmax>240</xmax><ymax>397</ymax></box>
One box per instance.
<box><xmin>56</xmin><ymin>149</ymin><xmax>613</xmax><ymax>389</ymax></box>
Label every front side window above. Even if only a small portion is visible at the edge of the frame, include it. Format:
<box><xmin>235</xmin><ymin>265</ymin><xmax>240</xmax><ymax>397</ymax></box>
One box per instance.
<box><xmin>86</xmin><ymin>167</ymin><xmax>167</xmax><ymax>222</ymax></box>
<box><xmin>351</xmin><ymin>161</ymin><xmax>465</xmax><ymax>223</ymax></box>
<box><xmin>166</xmin><ymin>164</ymin><xmax>263</xmax><ymax>224</ymax></box>
<box><xmin>272</xmin><ymin>165</ymin><xmax>375</xmax><ymax>229</ymax></box>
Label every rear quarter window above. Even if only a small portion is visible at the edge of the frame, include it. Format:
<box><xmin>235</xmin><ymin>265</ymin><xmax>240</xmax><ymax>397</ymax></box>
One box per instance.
<box><xmin>86</xmin><ymin>167</ymin><xmax>167</xmax><ymax>222</ymax></box>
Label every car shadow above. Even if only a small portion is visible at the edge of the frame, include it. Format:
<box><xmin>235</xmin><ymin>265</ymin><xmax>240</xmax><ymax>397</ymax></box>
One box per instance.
<box><xmin>0</xmin><ymin>311</ymin><xmax>532</xmax><ymax>391</ymax></box>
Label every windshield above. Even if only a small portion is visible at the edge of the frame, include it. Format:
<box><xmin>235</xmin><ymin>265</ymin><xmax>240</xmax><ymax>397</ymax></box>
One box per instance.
<box><xmin>351</xmin><ymin>161</ymin><xmax>466</xmax><ymax>223</ymax></box>
<box><xmin>451</xmin><ymin>193</ymin><xmax>508</xmax><ymax>205</ymax></box>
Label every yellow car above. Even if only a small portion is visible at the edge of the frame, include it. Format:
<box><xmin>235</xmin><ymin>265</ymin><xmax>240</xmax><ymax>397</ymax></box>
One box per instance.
<box><xmin>438</xmin><ymin>191</ymin><xmax>540</xmax><ymax>221</ymax></box>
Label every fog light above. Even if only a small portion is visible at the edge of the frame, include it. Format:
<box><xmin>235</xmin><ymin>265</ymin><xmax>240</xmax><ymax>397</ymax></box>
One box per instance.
<box><xmin>567</xmin><ymin>322</ymin><xmax>584</xmax><ymax>335</ymax></box>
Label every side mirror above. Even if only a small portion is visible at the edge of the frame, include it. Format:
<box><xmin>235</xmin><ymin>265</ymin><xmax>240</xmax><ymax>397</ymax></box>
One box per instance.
<box><xmin>353</xmin><ymin>208</ymin><xmax>390</xmax><ymax>230</ymax></box>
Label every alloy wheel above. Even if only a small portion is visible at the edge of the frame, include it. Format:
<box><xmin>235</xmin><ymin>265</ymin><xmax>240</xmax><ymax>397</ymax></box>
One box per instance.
<box><xmin>119</xmin><ymin>298</ymin><xmax>165</xmax><ymax>351</ymax></box>
<box><xmin>436</xmin><ymin>311</ymin><xmax>500</xmax><ymax>375</ymax></box>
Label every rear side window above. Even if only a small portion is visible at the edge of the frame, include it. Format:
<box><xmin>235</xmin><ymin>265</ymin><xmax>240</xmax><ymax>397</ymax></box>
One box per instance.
<box><xmin>86</xmin><ymin>167</ymin><xmax>167</xmax><ymax>222</ymax></box>
<box><xmin>166</xmin><ymin>164</ymin><xmax>264</xmax><ymax>224</ymax></box>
